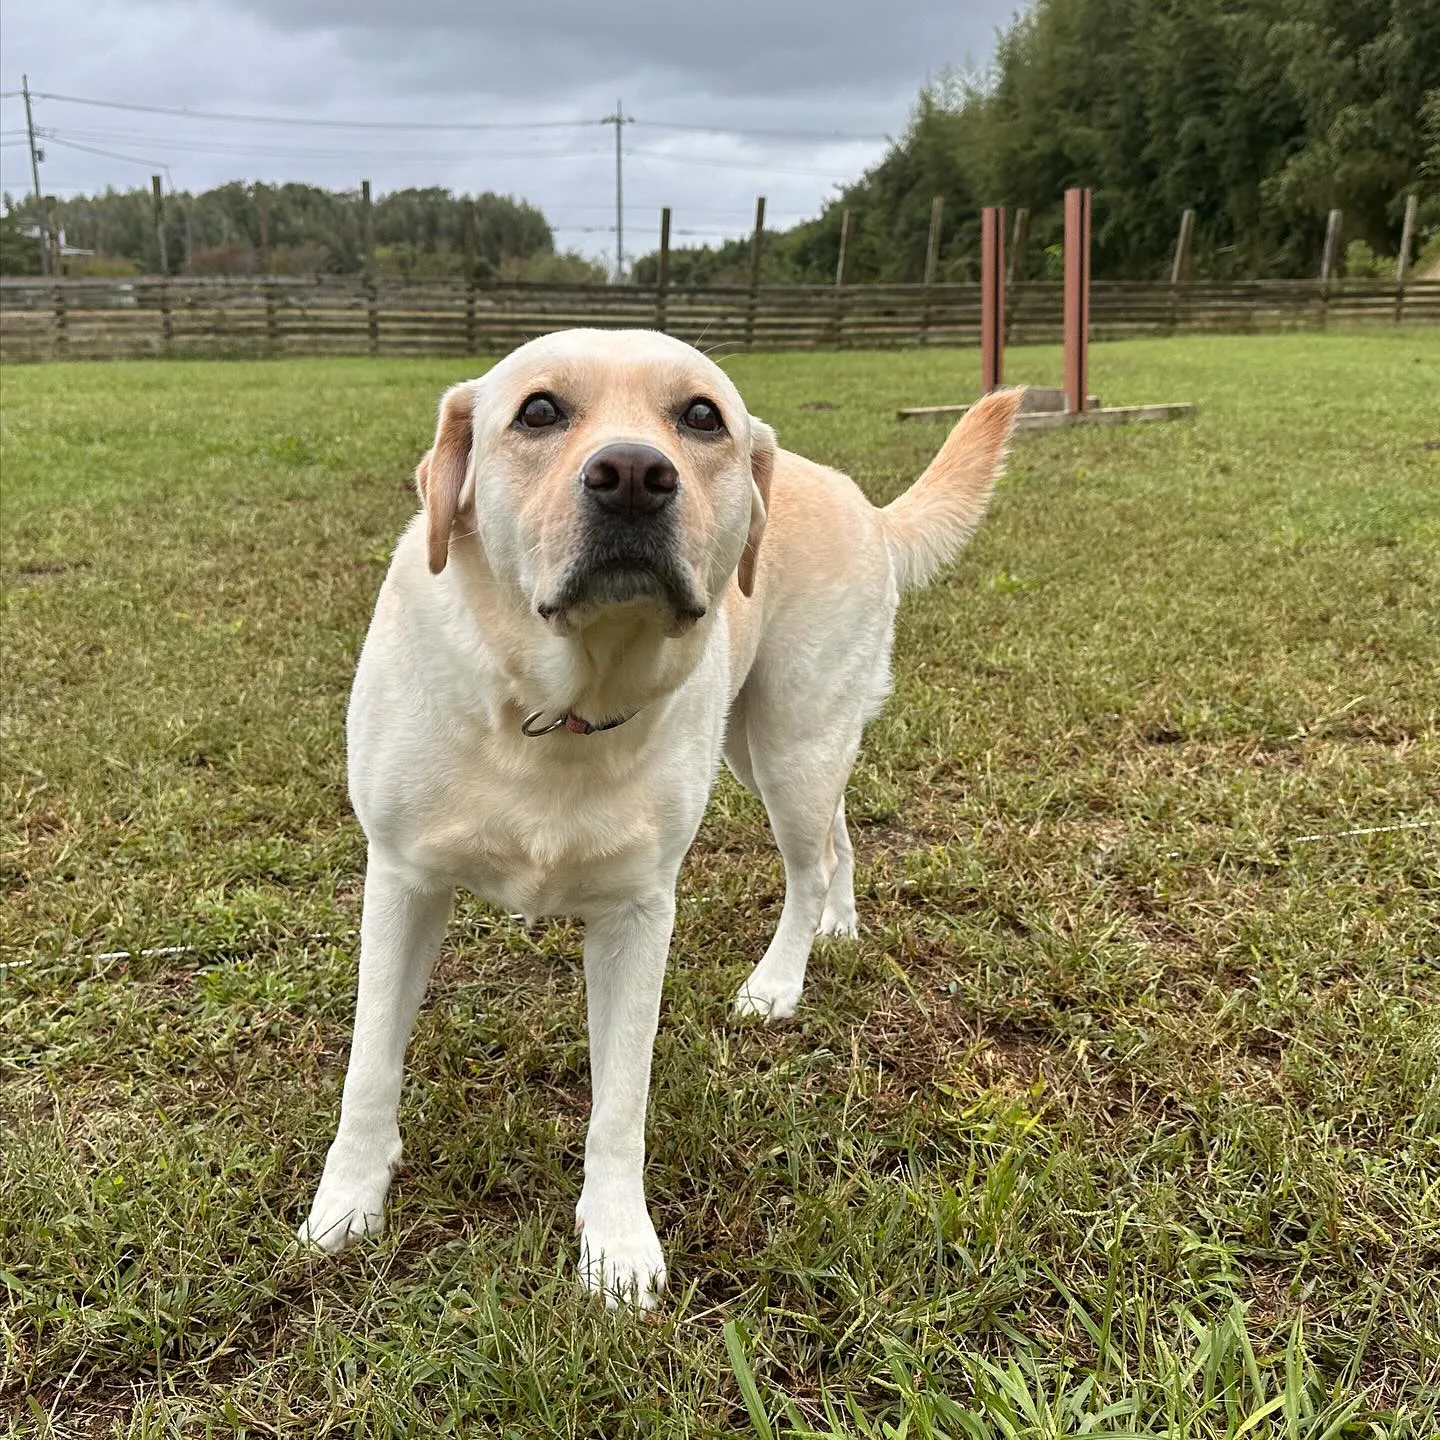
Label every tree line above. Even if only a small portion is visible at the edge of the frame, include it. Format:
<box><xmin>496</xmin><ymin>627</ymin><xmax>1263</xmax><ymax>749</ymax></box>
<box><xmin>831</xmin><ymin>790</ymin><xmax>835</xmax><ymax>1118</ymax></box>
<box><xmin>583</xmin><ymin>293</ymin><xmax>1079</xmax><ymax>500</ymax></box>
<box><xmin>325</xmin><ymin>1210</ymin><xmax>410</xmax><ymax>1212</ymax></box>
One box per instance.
<box><xmin>635</xmin><ymin>0</ymin><xmax>1439</xmax><ymax>285</ymax></box>
<box><xmin>0</xmin><ymin>183</ymin><xmax>607</xmax><ymax>282</ymax></box>
<box><xmin>3</xmin><ymin>0</ymin><xmax>1435</xmax><ymax>286</ymax></box>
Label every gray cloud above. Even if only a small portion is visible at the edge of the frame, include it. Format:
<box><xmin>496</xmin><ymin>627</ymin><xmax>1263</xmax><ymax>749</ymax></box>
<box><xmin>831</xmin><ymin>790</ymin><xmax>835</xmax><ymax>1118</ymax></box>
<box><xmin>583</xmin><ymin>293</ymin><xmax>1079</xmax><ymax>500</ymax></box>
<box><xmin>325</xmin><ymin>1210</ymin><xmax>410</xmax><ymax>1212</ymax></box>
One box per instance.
<box><xmin>1</xmin><ymin>0</ymin><xmax>1017</xmax><ymax>260</ymax></box>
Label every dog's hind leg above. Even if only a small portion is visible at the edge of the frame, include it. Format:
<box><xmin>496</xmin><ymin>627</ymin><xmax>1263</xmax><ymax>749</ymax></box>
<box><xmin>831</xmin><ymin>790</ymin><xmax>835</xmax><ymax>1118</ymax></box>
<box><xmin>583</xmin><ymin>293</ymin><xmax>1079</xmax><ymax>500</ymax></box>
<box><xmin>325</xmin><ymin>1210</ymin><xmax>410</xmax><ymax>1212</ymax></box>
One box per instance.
<box><xmin>733</xmin><ymin>721</ymin><xmax>860</xmax><ymax>1021</ymax></box>
<box><xmin>722</xmin><ymin>716</ymin><xmax>758</xmax><ymax>796</ymax></box>
<box><xmin>299</xmin><ymin>856</ymin><xmax>452</xmax><ymax>1252</ymax></box>
<box><xmin>818</xmin><ymin>796</ymin><xmax>858</xmax><ymax>938</ymax></box>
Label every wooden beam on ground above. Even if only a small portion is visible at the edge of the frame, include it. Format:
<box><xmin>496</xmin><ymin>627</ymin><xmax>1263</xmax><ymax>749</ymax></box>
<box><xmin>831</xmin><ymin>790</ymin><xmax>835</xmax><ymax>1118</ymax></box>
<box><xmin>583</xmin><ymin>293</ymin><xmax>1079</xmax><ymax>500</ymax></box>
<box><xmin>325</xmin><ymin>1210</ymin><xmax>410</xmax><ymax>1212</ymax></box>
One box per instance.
<box><xmin>898</xmin><ymin>401</ymin><xmax>1196</xmax><ymax>430</ymax></box>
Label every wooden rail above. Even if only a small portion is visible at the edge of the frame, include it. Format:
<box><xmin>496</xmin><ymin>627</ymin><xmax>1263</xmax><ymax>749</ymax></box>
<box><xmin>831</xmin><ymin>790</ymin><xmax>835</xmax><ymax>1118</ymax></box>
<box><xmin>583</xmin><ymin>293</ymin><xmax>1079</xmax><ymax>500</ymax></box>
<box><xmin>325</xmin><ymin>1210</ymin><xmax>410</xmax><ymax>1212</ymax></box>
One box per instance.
<box><xmin>2</xmin><ymin>275</ymin><xmax>1436</xmax><ymax>363</ymax></box>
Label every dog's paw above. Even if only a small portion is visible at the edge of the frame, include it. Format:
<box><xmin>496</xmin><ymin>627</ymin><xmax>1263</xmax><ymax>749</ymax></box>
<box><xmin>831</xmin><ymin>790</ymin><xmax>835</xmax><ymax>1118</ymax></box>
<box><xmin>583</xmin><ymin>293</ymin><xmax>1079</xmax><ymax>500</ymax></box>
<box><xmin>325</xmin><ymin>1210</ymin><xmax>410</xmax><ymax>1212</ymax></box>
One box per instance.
<box><xmin>575</xmin><ymin>1199</ymin><xmax>666</xmax><ymax>1310</ymax></box>
<box><xmin>817</xmin><ymin>902</ymin><xmax>859</xmax><ymax>939</ymax></box>
<box><xmin>296</xmin><ymin>1138</ymin><xmax>398</xmax><ymax>1253</ymax></box>
<box><xmin>733</xmin><ymin>978</ymin><xmax>802</xmax><ymax>1022</ymax></box>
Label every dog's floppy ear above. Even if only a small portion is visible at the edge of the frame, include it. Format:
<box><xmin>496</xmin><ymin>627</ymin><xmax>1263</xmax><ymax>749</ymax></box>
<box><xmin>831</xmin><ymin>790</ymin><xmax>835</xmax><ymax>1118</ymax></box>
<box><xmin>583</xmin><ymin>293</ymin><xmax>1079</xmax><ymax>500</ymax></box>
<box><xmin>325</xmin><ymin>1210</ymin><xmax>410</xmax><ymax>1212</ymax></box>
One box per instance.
<box><xmin>738</xmin><ymin>417</ymin><xmax>775</xmax><ymax>598</ymax></box>
<box><xmin>420</xmin><ymin>381</ymin><xmax>478</xmax><ymax>575</ymax></box>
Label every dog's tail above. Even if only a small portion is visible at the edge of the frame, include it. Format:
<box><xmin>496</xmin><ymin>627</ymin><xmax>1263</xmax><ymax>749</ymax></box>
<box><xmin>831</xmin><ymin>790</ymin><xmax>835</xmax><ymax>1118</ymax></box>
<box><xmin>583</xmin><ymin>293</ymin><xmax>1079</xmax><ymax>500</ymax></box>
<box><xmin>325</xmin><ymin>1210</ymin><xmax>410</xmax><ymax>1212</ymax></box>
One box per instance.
<box><xmin>878</xmin><ymin>388</ymin><xmax>1024</xmax><ymax>593</ymax></box>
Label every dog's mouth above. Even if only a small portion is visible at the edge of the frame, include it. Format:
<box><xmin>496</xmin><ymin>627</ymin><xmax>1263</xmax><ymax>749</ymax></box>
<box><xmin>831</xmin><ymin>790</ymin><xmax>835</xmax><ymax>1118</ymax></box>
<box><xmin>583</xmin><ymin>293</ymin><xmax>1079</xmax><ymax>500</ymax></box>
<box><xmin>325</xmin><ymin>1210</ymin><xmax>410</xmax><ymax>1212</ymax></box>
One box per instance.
<box><xmin>537</xmin><ymin>554</ymin><xmax>707</xmax><ymax>634</ymax></box>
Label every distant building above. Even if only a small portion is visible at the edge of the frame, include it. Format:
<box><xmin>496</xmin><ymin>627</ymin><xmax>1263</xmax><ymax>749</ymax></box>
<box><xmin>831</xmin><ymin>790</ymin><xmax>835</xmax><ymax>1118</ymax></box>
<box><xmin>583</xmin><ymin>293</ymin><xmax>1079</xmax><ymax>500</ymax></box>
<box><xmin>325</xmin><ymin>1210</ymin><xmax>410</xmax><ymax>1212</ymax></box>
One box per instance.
<box><xmin>21</xmin><ymin>223</ymin><xmax>94</xmax><ymax>258</ymax></box>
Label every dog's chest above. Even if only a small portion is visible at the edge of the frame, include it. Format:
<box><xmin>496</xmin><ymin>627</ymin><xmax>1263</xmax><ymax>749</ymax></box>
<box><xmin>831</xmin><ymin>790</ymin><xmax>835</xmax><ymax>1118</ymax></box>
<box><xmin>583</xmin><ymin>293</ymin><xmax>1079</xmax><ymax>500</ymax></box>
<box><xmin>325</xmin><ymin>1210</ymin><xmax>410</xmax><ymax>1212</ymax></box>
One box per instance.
<box><xmin>388</xmin><ymin>753</ymin><xmax>665</xmax><ymax>917</ymax></box>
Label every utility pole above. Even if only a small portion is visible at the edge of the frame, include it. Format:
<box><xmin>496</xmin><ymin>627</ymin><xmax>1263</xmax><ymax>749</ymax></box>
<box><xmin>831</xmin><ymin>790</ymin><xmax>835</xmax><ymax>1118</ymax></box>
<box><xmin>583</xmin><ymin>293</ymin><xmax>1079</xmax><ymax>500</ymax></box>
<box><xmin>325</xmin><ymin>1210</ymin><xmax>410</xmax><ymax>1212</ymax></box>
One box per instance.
<box><xmin>22</xmin><ymin>74</ymin><xmax>50</xmax><ymax>276</ymax></box>
<box><xmin>601</xmin><ymin>100</ymin><xmax>630</xmax><ymax>283</ymax></box>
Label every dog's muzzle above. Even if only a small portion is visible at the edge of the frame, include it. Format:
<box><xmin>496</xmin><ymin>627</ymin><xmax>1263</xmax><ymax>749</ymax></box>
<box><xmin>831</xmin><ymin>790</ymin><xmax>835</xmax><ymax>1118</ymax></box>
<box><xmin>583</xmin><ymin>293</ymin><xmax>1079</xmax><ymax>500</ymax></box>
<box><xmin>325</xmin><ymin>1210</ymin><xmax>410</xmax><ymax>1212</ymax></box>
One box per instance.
<box><xmin>536</xmin><ymin>442</ymin><xmax>706</xmax><ymax>628</ymax></box>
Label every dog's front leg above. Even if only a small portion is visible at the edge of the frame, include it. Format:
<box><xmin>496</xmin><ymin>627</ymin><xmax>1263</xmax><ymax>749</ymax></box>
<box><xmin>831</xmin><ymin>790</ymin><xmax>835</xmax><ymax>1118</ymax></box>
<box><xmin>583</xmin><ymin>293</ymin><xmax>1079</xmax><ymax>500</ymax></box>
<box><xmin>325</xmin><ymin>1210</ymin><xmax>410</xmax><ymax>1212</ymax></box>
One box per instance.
<box><xmin>575</xmin><ymin>889</ymin><xmax>675</xmax><ymax>1309</ymax></box>
<box><xmin>299</xmin><ymin>856</ymin><xmax>452</xmax><ymax>1252</ymax></box>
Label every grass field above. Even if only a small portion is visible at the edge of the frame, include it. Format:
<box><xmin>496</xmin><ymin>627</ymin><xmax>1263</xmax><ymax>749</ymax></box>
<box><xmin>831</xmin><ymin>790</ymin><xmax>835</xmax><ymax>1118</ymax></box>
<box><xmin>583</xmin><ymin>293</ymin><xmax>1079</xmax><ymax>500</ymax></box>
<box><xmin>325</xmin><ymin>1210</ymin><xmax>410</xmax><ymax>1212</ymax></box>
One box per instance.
<box><xmin>2</xmin><ymin>332</ymin><xmax>1438</xmax><ymax>1437</ymax></box>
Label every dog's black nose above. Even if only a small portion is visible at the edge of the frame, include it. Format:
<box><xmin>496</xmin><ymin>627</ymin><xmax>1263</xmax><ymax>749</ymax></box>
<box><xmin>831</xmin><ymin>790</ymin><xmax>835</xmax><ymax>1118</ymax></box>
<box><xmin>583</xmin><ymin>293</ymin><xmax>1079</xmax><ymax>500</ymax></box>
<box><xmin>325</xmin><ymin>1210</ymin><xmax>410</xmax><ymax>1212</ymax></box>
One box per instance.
<box><xmin>581</xmin><ymin>443</ymin><xmax>678</xmax><ymax>517</ymax></box>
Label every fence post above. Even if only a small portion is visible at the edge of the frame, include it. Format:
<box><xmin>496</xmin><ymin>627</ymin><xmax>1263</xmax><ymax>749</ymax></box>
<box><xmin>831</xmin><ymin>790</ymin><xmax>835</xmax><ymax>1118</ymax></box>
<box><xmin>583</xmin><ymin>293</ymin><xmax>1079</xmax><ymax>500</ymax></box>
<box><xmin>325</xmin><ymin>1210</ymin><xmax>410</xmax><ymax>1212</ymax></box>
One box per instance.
<box><xmin>1168</xmin><ymin>207</ymin><xmax>1195</xmax><ymax>334</ymax></box>
<box><xmin>1063</xmin><ymin>187</ymin><xmax>1091</xmax><ymax>415</ymax></box>
<box><xmin>158</xmin><ymin>276</ymin><xmax>173</xmax><ymax>352</ymax></box>
<box><xmin>258</xmin><ymin>193</ymin><xmax>272</xmax><ymax>275</ymax></box>
<box><xmin>835</xmin><ymin>208</ymin><xmax>853</xmax><ymax>287</ymax></box>
<box><xmin>1318</xmin><ymin>207</ymin><xmax>1342</xmax><ymax>329</ymax></box>
<box><xmin>655</xmin><ymin>207</ymin><xmax>671</xmax><ymax>334</ymax></box>
<box><xmin>745</xmin><ymin>195</ymin><xmax>766</xmax><ymax>351</ymax></box>
<box><xmin>151</xmin><ymin>176</ymin><xmax>168</xmax><ymax>275</ymax></box>
<box><xmin>980</xmin><ymin>206</ymin><xmax>1005</xmax><ymax>392</ymax></box>
<box><xmin>920</xmin><ymin>195</ymin><xmax>943</xmax><ymax>344</ymax></box>
<box><xmin>1170</xmin><ymin>208</ymin><xmax>1196</xmax><ymax>286</ymax></box>
<box><xmin>361</xmin><ymin>179</ymin><xmax>375</xmax><ymax>272</ymax></box>
<box><xmin>265</xmin><ymin>278</ymin><xmax>280</xmax><ymax>355</ymax></box>
<box><xmin>1006</xmin><ymin>207</ymin><xmax>1029</xmax><ymax>285</ymax></box>
<box><xmin>1005</xmin><ymin>207</ymin><xmax>1029</xmax><ymax>343</ymax></box>
<box><xmin>830</xmin><ymin>208</ymin><xmax>853</xmax><ymax>347</ymax></box>
<box><xmin>151</xmin><ymin>176</ymin><xmax>174</xmax><ymax>353</ymax></box>
<box><xmin>463</xmin><ymin>200</ymin><xmax>478</xmax><ymax>352</ymax></box>
<box><xmin>52</xmin><ymin>280</ymin><xmax>67</xmax><ymax>358</ymax></box>
<box><xmin>361</xmin><ymin>179</ymin><xmax>378</xmax><ymax>355</ymax></box>
<box><xmin>1395</xmin><ymin>192</ymin><xmax>1417</xmax><ymax>324</ymax></box>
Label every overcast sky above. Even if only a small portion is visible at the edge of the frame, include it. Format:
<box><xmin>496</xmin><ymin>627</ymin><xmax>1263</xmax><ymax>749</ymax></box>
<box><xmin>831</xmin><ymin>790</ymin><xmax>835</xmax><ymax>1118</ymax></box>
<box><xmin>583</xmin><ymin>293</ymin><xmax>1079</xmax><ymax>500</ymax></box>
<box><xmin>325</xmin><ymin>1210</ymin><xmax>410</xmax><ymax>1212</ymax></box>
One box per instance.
<box><xmin>1</xmin><ymin>0</ymin><xmax>1018</xmax><ymax>263</ymax></box>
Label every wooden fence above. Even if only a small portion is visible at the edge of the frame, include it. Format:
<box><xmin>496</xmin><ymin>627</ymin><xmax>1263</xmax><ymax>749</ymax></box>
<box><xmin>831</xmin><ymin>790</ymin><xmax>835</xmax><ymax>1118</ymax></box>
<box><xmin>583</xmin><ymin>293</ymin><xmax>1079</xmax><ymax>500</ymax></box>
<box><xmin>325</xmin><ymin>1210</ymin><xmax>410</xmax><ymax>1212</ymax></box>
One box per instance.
<box><xmin>2</xmin><ymin>274</ymin><xmax>1436</xmax><ymax>363</ymax></box>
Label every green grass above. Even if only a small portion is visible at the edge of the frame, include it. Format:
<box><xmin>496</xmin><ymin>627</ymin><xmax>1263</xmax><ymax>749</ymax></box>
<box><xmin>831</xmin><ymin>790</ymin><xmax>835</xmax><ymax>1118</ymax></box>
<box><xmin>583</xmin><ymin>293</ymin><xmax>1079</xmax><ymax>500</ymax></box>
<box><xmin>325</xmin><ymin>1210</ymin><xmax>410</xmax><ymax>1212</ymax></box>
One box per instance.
<box><xmin>2</xmin><ymin>333</ymin><xmax>1438</xmax><ymax>1437</ymax></box>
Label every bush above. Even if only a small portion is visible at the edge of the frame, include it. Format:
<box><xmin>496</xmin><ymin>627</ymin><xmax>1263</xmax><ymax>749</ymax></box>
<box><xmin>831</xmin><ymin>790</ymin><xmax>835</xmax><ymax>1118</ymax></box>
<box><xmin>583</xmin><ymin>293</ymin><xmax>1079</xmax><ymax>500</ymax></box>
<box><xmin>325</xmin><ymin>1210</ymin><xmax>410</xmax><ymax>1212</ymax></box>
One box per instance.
<box><xmin>72</xmin><ymin>253</ymin><xmax>142</xmax><ymax>277</ymax></box>
<box><xmin>1343</xmin><ymin>239</ymin><xmax>1395</xmax><ymax>279</ymax></box>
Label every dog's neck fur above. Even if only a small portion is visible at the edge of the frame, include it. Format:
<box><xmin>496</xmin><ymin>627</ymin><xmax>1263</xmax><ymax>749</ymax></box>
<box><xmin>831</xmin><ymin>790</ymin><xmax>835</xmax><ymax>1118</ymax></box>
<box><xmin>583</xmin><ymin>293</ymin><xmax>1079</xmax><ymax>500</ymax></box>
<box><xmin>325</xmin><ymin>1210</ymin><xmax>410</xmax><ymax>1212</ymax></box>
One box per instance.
<box><xmin>444</xmin><ymin>530</ymin><xmax>718</xmax><ymax>731</ymax></box>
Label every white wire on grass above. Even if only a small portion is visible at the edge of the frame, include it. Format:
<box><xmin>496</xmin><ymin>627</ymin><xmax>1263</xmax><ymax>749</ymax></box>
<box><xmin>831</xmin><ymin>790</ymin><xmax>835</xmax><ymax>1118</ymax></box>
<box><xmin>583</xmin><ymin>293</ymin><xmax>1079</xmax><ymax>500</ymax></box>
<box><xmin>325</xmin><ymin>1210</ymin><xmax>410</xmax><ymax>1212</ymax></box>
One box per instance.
<box><xmin>1291</xmin><ymin>819</ymin><xmax>1440</xmax><ymax>843</ymax></box>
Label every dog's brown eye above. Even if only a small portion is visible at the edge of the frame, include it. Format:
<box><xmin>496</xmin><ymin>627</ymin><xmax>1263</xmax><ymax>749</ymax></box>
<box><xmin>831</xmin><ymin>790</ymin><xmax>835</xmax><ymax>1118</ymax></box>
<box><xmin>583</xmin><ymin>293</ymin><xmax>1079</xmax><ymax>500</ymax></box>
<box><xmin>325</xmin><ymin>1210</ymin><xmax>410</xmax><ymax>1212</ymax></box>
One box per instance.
<box><xmin>680</xmin><ymin>398</ymin><xmax>723</xmax><ymax>434</ymax></box>
<box><xmin>517</xmin><ymin>393</ymin><xmax>562</xmax><ymax>429</ymax></box>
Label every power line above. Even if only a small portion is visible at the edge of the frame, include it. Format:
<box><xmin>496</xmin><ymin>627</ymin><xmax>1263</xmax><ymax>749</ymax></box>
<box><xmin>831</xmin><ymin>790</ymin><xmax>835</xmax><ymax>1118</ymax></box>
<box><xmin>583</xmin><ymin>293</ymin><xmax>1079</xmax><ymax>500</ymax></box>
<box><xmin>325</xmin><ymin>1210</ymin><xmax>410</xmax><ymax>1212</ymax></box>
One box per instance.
<box><xmin>17</xmin><ymin>89</ymin><xmax>894</xmax><ymax>145</ymax></box>
<box><xmin>43</xmin><ymin>136</ymin><xmax>175</xmax><ymax>185</ymax></box>
<box><xmin>633</xmin><ymin>119</ymin><xmax>889</xmax><ymax>143</ymax></box>
<box><xmin>27</xmin><ymin>90</ymin><xmax>605</xmax><ymax>132</ymax></box>
<box><xmin>32</xmin><ymin>125</ymin><xmax>609</xmax><ymax>166</ymax></box>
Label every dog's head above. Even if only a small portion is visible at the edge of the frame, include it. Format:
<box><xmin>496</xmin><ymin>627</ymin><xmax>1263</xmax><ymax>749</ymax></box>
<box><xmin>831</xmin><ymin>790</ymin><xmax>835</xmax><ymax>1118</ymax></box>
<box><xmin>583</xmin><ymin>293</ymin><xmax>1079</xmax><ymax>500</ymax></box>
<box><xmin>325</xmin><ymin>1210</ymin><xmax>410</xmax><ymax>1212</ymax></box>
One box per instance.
<box><xmin>415</xmin><ymin>329</ymin><xmax>774</xmax><ymax>636</ymax></box>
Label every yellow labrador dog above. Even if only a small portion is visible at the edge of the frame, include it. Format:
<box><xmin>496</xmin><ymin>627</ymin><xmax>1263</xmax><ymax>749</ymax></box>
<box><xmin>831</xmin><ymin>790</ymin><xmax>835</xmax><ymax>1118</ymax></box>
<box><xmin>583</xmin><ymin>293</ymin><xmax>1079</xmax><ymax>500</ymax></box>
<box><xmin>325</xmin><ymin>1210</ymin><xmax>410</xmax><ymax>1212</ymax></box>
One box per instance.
<box><xmin>299</xmin><ymin>329</ymin><xmax>1020</xmax><ymax>1306</ymax></box>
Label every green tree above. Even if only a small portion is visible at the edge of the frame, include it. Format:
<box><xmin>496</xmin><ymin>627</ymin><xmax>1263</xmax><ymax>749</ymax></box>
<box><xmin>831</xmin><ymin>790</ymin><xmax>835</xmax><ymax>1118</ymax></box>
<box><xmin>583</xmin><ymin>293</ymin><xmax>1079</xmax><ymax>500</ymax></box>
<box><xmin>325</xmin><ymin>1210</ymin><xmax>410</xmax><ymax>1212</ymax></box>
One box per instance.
<box><xmin>0</xmin><ymin>194</ymin><xmax>43</xmax><ymax>276</ymax></box>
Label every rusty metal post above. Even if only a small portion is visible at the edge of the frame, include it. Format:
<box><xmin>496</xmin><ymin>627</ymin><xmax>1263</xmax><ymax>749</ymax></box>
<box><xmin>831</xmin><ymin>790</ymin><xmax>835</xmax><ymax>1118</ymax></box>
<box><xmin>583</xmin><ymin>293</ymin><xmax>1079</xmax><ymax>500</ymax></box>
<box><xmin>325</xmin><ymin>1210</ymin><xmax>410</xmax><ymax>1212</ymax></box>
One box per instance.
<box><xmin>981</xmin><ymin>206</ymin><xmax>1005</xmax><ymax>392</ymax></box>
<box><xmin>1064</xmin><ymin>187</ymin><xmax>1091</xmax><ymax>415</ymax></box>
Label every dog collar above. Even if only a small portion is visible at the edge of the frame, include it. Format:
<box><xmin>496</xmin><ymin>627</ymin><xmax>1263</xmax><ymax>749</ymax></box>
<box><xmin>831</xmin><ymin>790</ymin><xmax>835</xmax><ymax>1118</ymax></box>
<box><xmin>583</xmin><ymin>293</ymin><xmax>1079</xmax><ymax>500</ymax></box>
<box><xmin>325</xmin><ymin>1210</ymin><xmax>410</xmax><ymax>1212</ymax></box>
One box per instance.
<box><xmin>520</xmin><ymin>709</ymin><xmax>636</xmax><ymax>738</ymax></box>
